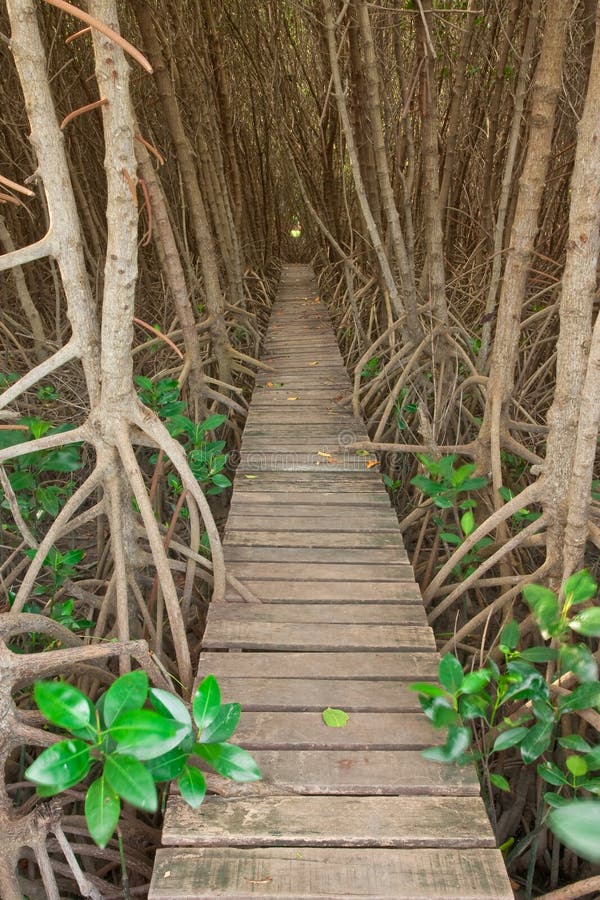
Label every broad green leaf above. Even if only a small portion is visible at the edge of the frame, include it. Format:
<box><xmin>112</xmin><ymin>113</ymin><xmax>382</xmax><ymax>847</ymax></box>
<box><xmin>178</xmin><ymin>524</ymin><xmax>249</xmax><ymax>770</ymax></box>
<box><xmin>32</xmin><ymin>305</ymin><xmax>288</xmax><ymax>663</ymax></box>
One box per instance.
<box><xmin>545</xmin><ymin>792</ymin><xmax>569</xmax><ymax>808</ymax></box>
<box><xmin>108</xmin><ymin>710</ymin><xmax>188</xmax><ymax>760</ymax></box>
<box><xmin>199</xmin><ymin>703</ymin><xmax>241</xmax><ymax>743</ymax></box>
<box><xmin>558</xmin><ymin>735</ymin><xmax>592</xmax><ymax>753</ymax></box>
<box><xmin>322</xmin><ymin>707</ymin><xmax>349</xmax><ymax>728</ymax></box>
<box><xmin>104</xmin><ymin>754</ymin><xmax>157</xmax><ymax>812</ymax></box>
<box><xmin>420</xmin><ymin>694</ymin><xmax>459</xmax><ymax>727</ymax></box>
<box><xmin>459</xmin><ymin>477</ymin><xmax>488</xmax><ymax>492</ymax></box>
<box><xmin>493</xmin><ymin>726</ymin><xmax>529</xmax><ymax>752</ymax></box>
<box><xmin>134</xmin><ymin>375</ymin><xmax>154</xmax><ymax>391</ymax></box>
<box><xmin>410</xmin><ymin>683</ymin><xmax>446</xmax><ymax>698</ymax></box>
<box><xmin>503</xmin><ymin>660</ymin><xmax>549</xmax><ymax>704</ymax></box>
<box><xmin>440</xmin><ymin>532</ymin><xmax>462</xmax><ymax>545</ymax></box>
<box><xmin>85</xmin><ymin>776</ymin><xmax>120</xmax><ymax>848</ymax></box>
<box><xmin>34</xmin><ymin>681</ymin><xmax>95</xmax><ymax>739</ymax></box>
<box><xmin>438</xmin><ymin>654</ymin><xmax>464</xmax><ymax>693</ymax></box>
<box><xmin>194</xmin><ymin>742</ymin><xmax>261</xmax><ymax>782</ymax></box>
<box><xmin>460</xmin><ymin>511</ymin><xmax>475</xmax><ymax>536</ymax></box>
<box><xmin>520</xmin><ymin>720</ymin><xmax>553</xmax><ymax>764</ymax></box>
<box><xmin>192</xmin><ymin>674</ymin><xmax>221</xmax><ymax>730</ymax></box>
<box><xmin>490</xmin><ymin>774</ymin><xmax>510</xmax><ymax>792</ymax></box>
<box><xmin>39</xmin><ymin>446</ymin><xmax>83</xmax><ymax>473</ymax></box>
<box><xmin>459</xmin><ymin>669</ymin><xmax>492</xmax><ymax>695</ymax></box>
<box><xmin>103</xmin><ymin>670</ymin><xmax>148</xmax><ymax>727</ymax></box>
<box><xmin>538</xmin><ymin>762</ymin><xmax>568</xmax><ymax>787</ymax></box>
<box><xmin>25</xmin><ymin>739</ymin><xmax>90</xmax><ymax>792</ymax></box>
<box><xmin>570</xmin><ymin>608</ymin><xmax>600</xmax><ymax>637</ymax></box>
<box><xmin>523</xmin><ymin>584</ymin><xmax>559</xmax><ymax>639</ymax></box>
<box><xmin>459</xmin><ymin>692</ymin><xmax>491</xmax><ymax>720</ymax></box>
<box><xmin>198</xmin><ymin>414</ymin><xmax>227</xmax><ymax>433</ymax></box>
<box><xmin>149</xmin><ymin>688</ymin><xmax>192</xmax><ymax>728</ymax></box>
<box><xmin>146</xmin><ymin>747</ymin><xmax>188</xmax><ymax>782</ymax></box>
<box><xmin>560</xmin><ymin>643</ymin><xmax>598</xmax><ymax>683</ymax></box>
<box><xmin>500</xmin><ymin>620</ymin><xmax>520</xmax><ymax>651</ymax></box>
<box><xmin>518</xmin><ymin>646</ymin><xmax>559</xmax><ymax>663</ymax></box>
<box><xmin>563</xmin><ymin>570</ymin><xmax>597</xmax><ymax>605</ymax></box>
<box><xmin>178</xmin><ymin>765</ymin><xmax>206</xmax><ymax>809</ymax></box>
<box><xmin>422</xmin><ymin>725</ymin><xmax>470</xmax><ymax>764</ymax></box>
<box><xmin>558</xmin><ymin>682</ymin><xmax>600</xmax><ymax>714</ymax></box>
<box><xmin>566</xmin><ymin>755</ymin><xmax>588</xmax><ymax>778</ymax></box>
<box><xmin>549</xmin><ymin>800</ymin><xmax>600</xmax><ymax>862</ymax></box>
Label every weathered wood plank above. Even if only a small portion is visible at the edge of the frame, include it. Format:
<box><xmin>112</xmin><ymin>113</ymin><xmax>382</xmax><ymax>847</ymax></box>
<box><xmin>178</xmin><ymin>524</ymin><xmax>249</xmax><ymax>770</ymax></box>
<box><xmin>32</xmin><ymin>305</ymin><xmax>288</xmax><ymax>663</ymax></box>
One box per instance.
<box><xmin>149</xmin><ymin>847</ymin><xmax>514</xmax><ymax>899</ymax></box>
<box><xmin>233</xmin><ymin>711</ymin><xmax>438</xmax><ymax>748</ymax></box>
<box><xmin>205</xmin><ymin>749</ymin><xmax>479</xmax><ymax>796</ymax></box>
<box><xmin>162</xmin><ymin>795</ymin><xmax>496</xmax><ymax>848</ymax></box>
<box><xmin>227</xmin><ymin>505</ymin><xmax>398</xmax><ymax>523</ymax></box>
<box><xmin>223</xmin><ymin>546</ymin><xmax>408</xmax><ymax>564</ymax></box>
<box><xmin>226</xmin><ymin>516</ymin><xmax>395</xmax><ymax>533</ymax></box>
<box><xmin>223</xmin><ymin>530</ymin><xmax>404</xmax><ymax>549</ymax></box>
<box><xmin>229</xmin><ymin>490</ymin><xmax>391</xmax><ymax>507</ymax></box>
<box><xmin>224</xmin><ymin>580</ymin><xmax>422</xmax><ymax>602</ymax></box>
<box><xmin>207</xmin><ymin>602</ymin><xmax>426</xmax><ymax>626</ymax></box>
<box><xmin>195</xmin><ymin>679</ymin><xmax>428</xmax><ymax>715</ymax></box>
<box><xmin>223</xmin><ymin>561</ymin><xmax>414</xmax><ymax>582</ymax></box>
<box><xmin>202</xmin><ymin>621</ymin><xmax>435</xmax><ymax>651</ymax></box>
<box><xmin>198</xmin><ymin>650</ymin><xmax>437</xmax><ymax>680</ymax></box>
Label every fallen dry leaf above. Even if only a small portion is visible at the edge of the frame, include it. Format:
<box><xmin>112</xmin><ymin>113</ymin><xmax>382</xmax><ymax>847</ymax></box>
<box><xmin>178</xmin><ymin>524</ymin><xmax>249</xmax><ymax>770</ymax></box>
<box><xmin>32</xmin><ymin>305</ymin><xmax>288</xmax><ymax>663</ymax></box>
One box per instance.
<box><xmin>309</xmin><ymin>361</ymin><xmax>319</xmax><ymax>366</ymax></box>
<box><xmin>244</xmin><ymin>877</ymin><xmax>273</xmax><ymax>885</ymax></box>
<box><xmin>244</xmin><ymin>474</ymin><xmax>258</xmax><ymax>480</ymax></box>
<box><xmin>287</xmin><ymin>396</ymin><xmax>299</xmax><ymax>401</ymax></box>
<box><xmin>366</xmin><ymin>460</ymin><xmax>379</xmax><ymax>469</ymax></box>
<box><xmin>317</xmin><ymin>451</ymin><xmax>333</xmax><ymax>458</ymax></box>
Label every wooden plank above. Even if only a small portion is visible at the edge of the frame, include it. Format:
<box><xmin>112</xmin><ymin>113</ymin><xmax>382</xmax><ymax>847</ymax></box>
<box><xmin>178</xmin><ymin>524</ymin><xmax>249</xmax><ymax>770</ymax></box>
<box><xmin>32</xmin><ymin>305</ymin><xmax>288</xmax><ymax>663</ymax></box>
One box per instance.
<box><xmin>229</xmin><ymin>491</ymin><xmax>391</xmax><ymax>507</ymax></box>
<box><xmin>150</xmin><ymin>847</ymin><xmax>514</xmax><ymax>899</ymax></box>
<box><xmin>223</xmin><ymin>546</ymin><xmax>408</xmax><ymax>564</ymax></box>
<box><xmin>162</xmin><ymin>795</ymin><xmax>496</xmax><ymax>848</ymax></box>
<box><xmin>223</xmin><ymin>530</ymin><xmax>403</xmax><ymax>550</ymax></box>
<box><xmin>202</xmin><ymin>622</ymin><xmax>435</xmax><ymax>651</ymax></box>
<box><xmin>223</xmin><ymin>562</ymin><xmax>413</xmax><ymax>582</ymax></box>
<box><xmin>196</xmin><ymin>680</ymin><xmax>428</xmax><ymax>715</ymax></box>
<box><xmin>198</xmin><ymin>649</ymin><xmax>437</xmax><ymax>680</ymax></box>
<box><xmin>208</xmin><ymin>603</ymin><xmax>426</xmax><ymax>626</ymax></box>
<box><xmin>233</xmin><ymin>711</ymin><xmax>431</xmax><ymax>748</ymax></box>
<box><xmin>232</xmin><ymin>472</ymin><xmax>382</xmax><ymax>487</ymax></box>
<box><xmin>226</xmin><ymin>516</ymin><xmax>395</xmax><ymax>533</ymax></box>
<box><xmin>210</xmin><ymin>749</ymin><xmax>479</xmax><ymax>796</ymax></box>
<box><xmin>224</xmin><ymin>580</ymin><xmax>422</xmax><ymax>602</ymax></box>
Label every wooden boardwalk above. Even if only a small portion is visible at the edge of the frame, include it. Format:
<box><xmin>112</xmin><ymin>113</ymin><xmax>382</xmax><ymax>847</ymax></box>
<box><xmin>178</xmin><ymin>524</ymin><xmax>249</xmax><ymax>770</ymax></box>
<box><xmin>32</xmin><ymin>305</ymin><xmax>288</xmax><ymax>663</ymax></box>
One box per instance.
<box><xmin>149</xmin><ymin>266</ymin><xmax>512</xmax><ymax>899</ymax></box>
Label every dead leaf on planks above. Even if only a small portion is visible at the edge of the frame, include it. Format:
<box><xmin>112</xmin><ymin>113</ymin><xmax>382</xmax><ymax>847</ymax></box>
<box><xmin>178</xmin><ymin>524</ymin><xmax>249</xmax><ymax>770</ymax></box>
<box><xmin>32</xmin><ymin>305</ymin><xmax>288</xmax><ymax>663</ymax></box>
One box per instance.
<box><xmin>366</xmin><ymin>460</ymin><xmax>379</xmax><ymax>469</ymax></box>
<box><xmin>287</xmin><ymin>396</ymin><xmax>299</xmax><ymax>401</ymax></box>
<box><xmin>308</xmin><ymin>361</ymin><xmax>319</xmax><ymax>366</ymax></box>
<box><xmin>244</xmin><ymin>877</ymin><xmax>273</xmax><ymax>885</ymax></box>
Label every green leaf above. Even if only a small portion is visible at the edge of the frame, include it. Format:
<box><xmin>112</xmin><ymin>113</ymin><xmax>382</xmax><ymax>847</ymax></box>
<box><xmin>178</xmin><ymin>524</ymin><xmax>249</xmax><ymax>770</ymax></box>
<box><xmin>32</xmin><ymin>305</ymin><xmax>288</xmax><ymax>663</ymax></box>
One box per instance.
<box><xmin>322</xmin><ymin>707</ymin><xmax>349</xmax><ymax>727</ymax></box>
<box><xmin>549</xmin><ymin>800</ymin><xmax>600</xmax><ymax>862</ymax></box>
<box><xmin>194</xmin><ymin>743</ymin><xmax>261</xmax><ymax>782</ymax></box>
<box><xmin>422</xmin><ymin>725</ymin><xmax>471</xmax><ymax>764</ymax></box>
<box><xmin>420</xmin><ymin>694</ymin><xmax>459</xmax><ymax>727</ymax></box>
<box><xmin>558</xmin><ymin>735</ymin><xmax>592</xmax><ymax>753</ymax></box>
<box><xmin>518</xmin><ymin>647</ymin><xmax>559</xmax><ymax>663</ymax></box>
<box><xmin>460</xmin><ymin>511</ymin><xmax>475</xmax><ymax>536</ymax></box>
<box><xmin>34</xmin><ymin>681</ymin><xmax>95</xmax><ymax>739</ymax></box>
<box><xmin>545</xmin><ymin>792</ymin><xmax>569</xmax><ymax>808</ymax></box>
<box><xmin>149</xmin><ymin>688</ymin><xmax>192</xmax><ymax>728</ymax></box>
<box><xmin>85</xmin><ymin>776</ymin><xmax>120</xmax><ymax>848</ymax></box>
<box><xmin>493</xmin><ymin>726</ymin><xmax>529</xmax><ymax>752</ymax></box>
<box><xmin>523</xmin><ymin>584</ymin><xmax>560</xmax><ymax>639</ymax></box>
<box><xmin>134</xmin><ymin>375</ymin><xmax>154</xmax><ymax>391</ymax></box>
<box><xmin>566</xmin><ymin>755</ymin><xmax>588</xmax><ymax>778</ymax></box>
<box><xmin>178</xmin><ymin>765</ymin><xmax>206</xmax><ymax>809</ymax></box>
<box><xmin>438</xmin><ymin>654</ymin><xmax>464</xmax><ymax>693</ymax></box>
<box><xmin>192</xmin><ymin>674</ymin><xmax>221</xmax><ymax>731</ymax></box>
<box><xmin>198</xmin><ymin>414</ymin><xmax>227</xmax><ymax>433</ymax></box>
<box><xmin>570</xmin><ymin>608</ymin><xmax>600</xmax><ymax>638</ymax></box>
<box><xmin>560</xmin><ymin>643</ymin><xmax>598</xmax><ymax>683</ymax></box>
<box><xmin>108</xmin><ymin>710</ymin><xmax>188</xmax><ymax>760</ymax></box>
<box><xmin>538</xmin><ymin>762</ymin><xmax>568</xmax><ymax>787</ymax></box>
<box><xmin>25</xmin><ymin>739</ymin><xmax>90</xmax><ymax>792</ymax></box>
<box><xmin>103</xmin><ymin>670</ymin><xmax>148</xmax><ymax>727</ymax></box>
<box><xmin>490</xmin><ymin>774</ymin><xmax>511</xmax><ymax>792</ymax></box>
<box><xmin>145</xmin><ymin>747</ymin><xmax>188</xmax><ymax>783</ymax></box>
<box><xmin>558</xmin><ymin>682</ymin><xmax>600</xmax><ymax>714</ymax></box>
<box><xmin>500</xmin><ymin>620</ymin><xmax>520</xmax><ymax>651</ymax></box>
<box><xmin>563</xmin><ymin>570</ymin><xmax>597</xmax><ymax>605</ymax></box>
<box><xmin>440</xmin><ymin>532</ymin><xmax>462</xmax><ymax>545</ymax></box>
<box><xmin>520</xmin><ymin>720</ymin><xmax>553</xmax><ymax>764</ymax></box>
<box><xmin>199</xmin><ymin>703</ymin><xmax>241</xmax><ymax>743</ymax></box>
<box><xmin>410</xmin><ymin>683</ymin><xmax>446</xmax><ymax>698</ymax></box>
<box><xmin>39</xmin><ymin>446</ymin><xmax>83</xmax><ymax>473</ymax></box>
<box><xmin>459</xmin><ymin>669</ymin><xmax>492</xmax><ymax>695</ymax></box>
<box><xmin>104</xmin><ymin>754</ymin><xmax>157</xmax><ymax>812</ymax></box>
<box><xmin>459</xmin><ymin>693</ymin><xmax>491</xmax><ymax>720</ymax></box>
